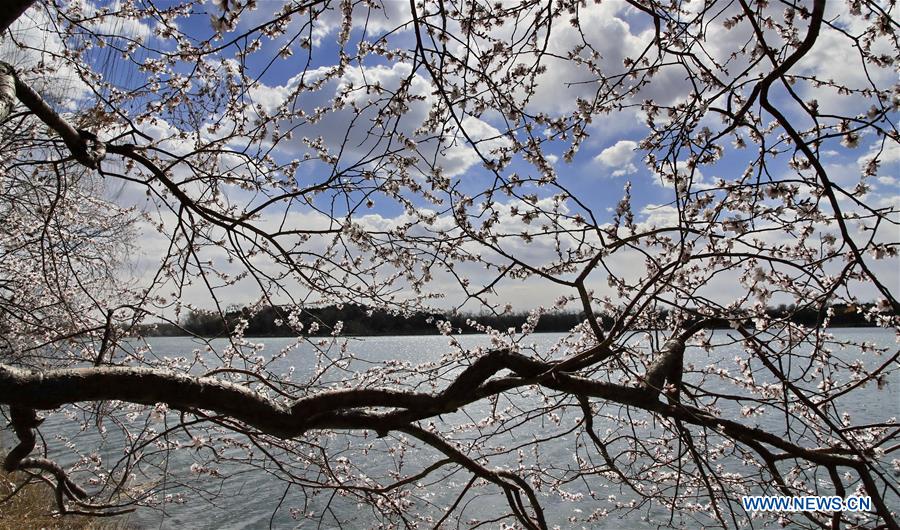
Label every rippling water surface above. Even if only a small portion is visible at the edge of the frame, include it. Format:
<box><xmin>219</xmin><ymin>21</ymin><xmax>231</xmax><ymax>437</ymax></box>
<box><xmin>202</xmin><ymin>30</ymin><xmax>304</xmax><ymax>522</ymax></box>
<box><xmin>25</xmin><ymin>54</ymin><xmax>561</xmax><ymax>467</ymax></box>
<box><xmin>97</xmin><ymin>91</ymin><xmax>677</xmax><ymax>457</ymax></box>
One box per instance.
<box><xmin>11</xmin><ymin>329</ymin><xmax>899</xmax><ymax>529</ymax></box>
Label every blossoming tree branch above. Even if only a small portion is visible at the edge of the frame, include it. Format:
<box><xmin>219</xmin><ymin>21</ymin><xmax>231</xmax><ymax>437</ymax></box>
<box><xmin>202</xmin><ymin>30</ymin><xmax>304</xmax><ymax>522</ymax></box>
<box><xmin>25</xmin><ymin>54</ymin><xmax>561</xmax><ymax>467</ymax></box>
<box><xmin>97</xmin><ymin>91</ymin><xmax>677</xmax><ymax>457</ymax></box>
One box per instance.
<box><xmin>0</xmin><ymin>0</ymin><xmax>897</xmax><ymax>528</ymax></box>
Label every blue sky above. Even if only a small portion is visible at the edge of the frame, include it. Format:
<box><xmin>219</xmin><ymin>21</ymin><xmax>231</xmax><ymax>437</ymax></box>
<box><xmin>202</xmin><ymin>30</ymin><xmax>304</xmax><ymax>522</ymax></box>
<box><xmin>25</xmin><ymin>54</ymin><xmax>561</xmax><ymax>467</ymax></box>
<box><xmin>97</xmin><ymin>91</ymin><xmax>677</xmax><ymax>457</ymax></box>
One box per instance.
<box><xmin>5</xmin><ymin>0</ymin><xmax>897</xmax><ymax>311</ymax></box>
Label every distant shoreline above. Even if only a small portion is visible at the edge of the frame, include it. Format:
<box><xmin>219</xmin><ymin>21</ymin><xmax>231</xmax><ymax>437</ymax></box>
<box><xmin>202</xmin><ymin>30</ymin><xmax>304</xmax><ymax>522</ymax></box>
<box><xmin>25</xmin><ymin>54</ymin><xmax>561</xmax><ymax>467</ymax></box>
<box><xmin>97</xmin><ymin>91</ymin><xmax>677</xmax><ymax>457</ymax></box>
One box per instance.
<box><xmin>138</xmin><ymin>323</ymin><xmax>886</xmax><ymax>339</ymax></box>
<box><xmin>135</xmin><ymin>302</ymin><xmax>887</xmax><ymax>338</ymax></box>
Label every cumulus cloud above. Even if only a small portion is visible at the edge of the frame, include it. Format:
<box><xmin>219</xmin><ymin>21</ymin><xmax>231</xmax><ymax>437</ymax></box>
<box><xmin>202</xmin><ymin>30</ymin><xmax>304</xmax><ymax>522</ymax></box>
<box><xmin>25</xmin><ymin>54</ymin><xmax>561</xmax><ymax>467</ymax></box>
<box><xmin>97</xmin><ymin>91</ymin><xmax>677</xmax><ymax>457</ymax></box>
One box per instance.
<box><xmin>87</xmin><ymin>1</ymin><xmax>153</xmax><ymax>43</ymax></box>
<box><xmin>594</xmin><ymin>140</ymin><xmax>639</xmax><ymax>176</ymax></box>
<box><xmin>521</xmin><ymin>1</ymin><xmax>688</xmax><ymax>116</ymax></box>
<box><xmin>638</xmin><ymin>204</ymin><xmax>679</xmax><ymax>228</ymax></box>
<box><xmin>858</xmin><ymin>143</ymin><xmax>900</xmax><ymax>174</ymax></box>
<box><xmin>234</xmin><ymin>61</ymin><xmax>508</xmax><ymax>179</ymax></box>
<box><xmin>0</xmin><ymin>8</ymin><xmax>91</xmax><ymax>105</ymax></box>
<box><xmin>793</xmin><ymin>3</ymin><xmax>897</xmax><ymax>118</ymax></box>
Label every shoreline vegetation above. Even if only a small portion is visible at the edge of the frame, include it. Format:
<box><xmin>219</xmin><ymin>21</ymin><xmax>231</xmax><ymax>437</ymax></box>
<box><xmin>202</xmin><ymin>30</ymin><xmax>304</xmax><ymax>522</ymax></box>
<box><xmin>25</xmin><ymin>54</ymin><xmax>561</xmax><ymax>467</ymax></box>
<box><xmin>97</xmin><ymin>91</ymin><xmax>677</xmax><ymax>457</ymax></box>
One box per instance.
<box><xmin>0</xmin><ymin>471</ymin><xmax>124</xmax><ymax>530</ymax></box>
<box><xmin>138</xmin><ymin>303</ymin><xmax>885</xmax><ymax>338</ymax></box>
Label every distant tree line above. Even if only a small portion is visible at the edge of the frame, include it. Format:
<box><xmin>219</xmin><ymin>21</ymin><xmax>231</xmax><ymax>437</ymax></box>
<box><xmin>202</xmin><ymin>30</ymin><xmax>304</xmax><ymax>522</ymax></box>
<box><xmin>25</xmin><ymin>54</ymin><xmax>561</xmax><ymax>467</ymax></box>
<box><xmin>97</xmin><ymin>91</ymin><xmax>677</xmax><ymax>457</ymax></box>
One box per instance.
<box><xmin>139</xmin><ymin>303</ymin><xmax>882</xmax><ymax>337</ymax></box>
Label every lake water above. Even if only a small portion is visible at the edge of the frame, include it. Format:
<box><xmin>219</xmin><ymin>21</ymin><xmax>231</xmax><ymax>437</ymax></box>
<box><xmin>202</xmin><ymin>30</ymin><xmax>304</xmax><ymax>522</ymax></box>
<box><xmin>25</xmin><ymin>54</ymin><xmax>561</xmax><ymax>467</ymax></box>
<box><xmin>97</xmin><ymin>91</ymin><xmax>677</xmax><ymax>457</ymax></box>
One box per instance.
<box><xmin>9</xmin><ymin>329</ymin><xmax>899</xmax><ymax>529</ymax></box>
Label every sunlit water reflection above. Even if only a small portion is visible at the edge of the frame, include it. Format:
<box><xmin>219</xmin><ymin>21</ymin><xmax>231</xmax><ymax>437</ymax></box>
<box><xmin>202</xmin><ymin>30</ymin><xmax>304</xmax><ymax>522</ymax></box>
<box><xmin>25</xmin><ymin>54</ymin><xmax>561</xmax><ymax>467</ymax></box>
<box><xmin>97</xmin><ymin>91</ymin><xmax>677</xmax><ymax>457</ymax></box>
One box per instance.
<box><xmin>8</xmin><ymin>329</ymin><xmax>898</xmax><ymax>529</ymax></box>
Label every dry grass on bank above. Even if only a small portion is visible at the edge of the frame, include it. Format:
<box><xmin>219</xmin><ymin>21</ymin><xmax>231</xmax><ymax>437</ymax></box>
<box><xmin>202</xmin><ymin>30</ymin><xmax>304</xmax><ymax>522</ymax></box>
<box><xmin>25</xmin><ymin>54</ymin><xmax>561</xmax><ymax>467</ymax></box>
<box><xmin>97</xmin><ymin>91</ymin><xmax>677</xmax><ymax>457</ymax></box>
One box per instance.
<box><xmin>0</xmin><ymin>471</ymin><xmax>129</xmax><ymax>530</ymax></box>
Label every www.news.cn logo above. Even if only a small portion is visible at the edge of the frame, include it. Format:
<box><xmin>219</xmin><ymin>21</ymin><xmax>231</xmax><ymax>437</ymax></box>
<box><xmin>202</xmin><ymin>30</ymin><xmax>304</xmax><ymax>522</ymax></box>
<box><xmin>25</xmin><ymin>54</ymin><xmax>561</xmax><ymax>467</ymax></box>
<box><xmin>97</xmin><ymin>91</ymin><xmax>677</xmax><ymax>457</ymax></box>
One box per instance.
<box><xmin>742</xmin><ymin>495</ymin><xmax>872</xmax><ymax>512</ymax></box>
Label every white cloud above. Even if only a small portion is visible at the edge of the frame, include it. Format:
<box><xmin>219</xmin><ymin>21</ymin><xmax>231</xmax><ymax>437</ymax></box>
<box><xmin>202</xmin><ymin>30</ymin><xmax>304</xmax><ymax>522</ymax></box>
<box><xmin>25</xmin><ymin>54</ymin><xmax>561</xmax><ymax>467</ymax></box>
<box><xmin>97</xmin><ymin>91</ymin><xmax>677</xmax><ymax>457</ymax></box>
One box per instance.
<box><xmin>648</xmin><ymin>159</ymin><xmax>708</xmax><ymax>191</ymax></box>
<box><xmin>87</xmin><ymin>1</ymin><xmax>153</xmax><ymax>43</ymax></box>
<box><xmin>858</xmin><ymin>143</ymin><xmax>900</xmax><ymax>182</ymax></box>
<box><xmin>232</xmin><ymin>61</ymin><xmax>510</xmax><ymax>179</ymax></box>
<box><xmin>859</xmin><ymin>142</ymin><xmax>900</xmax><ymax>166</ymax></box>
<box><xmin>595</xmin><ymin>140</ymin><xmax>638</xmax><ymax>166</ymax></box>
<box><xmin>793</xmin><ymin>3</ymin><xmax>897</xmax><ymax>118</ymax></box>
<box><xmin>0</xmin><ymin>8</ymin><xmax>91</xmax><ymax>105</ymax></box>
<box><xmin>638</xmin><ymin>204</ymin><xmax>679</xmax><ymax>228</ymax></box>
<box><xmin>519</xmin><ymin>1</ymin><xmax>688</xmax><ymax>116</ymax></box>
<box><xmin>440</xmin><ymin>116</ymin><xmax>511</xmax><ymax>177</ymax></box>
<box><xmin>594</xmin><ymin>140</ymin><xmax>638</xmax><ymax>176</ymax></box>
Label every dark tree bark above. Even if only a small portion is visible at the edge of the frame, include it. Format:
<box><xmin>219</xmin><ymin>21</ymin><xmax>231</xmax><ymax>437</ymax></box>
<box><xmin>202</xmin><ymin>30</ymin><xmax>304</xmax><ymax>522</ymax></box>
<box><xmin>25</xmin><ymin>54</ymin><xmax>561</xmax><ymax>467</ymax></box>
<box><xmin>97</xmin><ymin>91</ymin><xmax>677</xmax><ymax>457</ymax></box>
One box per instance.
<box><xmin>0</xmin><ymin>0</ymin><xmax>35</xmax><ymax>35</ymax></box>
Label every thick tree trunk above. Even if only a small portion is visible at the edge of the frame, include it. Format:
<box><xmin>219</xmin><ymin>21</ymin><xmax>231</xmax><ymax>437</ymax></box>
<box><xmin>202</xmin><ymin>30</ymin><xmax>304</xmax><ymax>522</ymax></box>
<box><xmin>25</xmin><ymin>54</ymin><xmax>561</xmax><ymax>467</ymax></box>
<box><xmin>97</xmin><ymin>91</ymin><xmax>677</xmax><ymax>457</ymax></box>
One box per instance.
<box><xmin>0</xmin><ymin>63</ymin><xmax>13</xmax><ymax>122</ymax></box>
<box><xmin>0</xmin><ymin>0</ymin><xmax>35</xmax><ymax>34</ymax></box>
